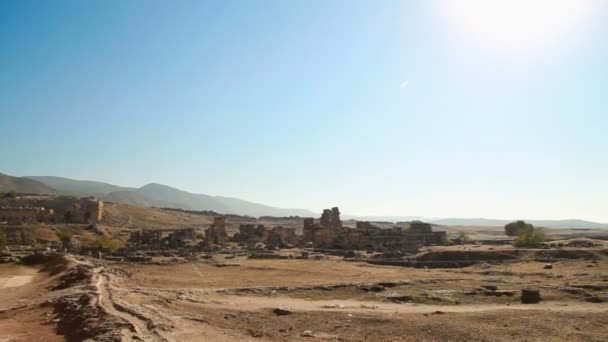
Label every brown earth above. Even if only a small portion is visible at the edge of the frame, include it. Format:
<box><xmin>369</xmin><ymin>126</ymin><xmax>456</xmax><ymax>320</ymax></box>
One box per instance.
<box><xmin>3</xmin><ymin>244</ymin><xmax>606</xmax><ymax>341</ymax></box>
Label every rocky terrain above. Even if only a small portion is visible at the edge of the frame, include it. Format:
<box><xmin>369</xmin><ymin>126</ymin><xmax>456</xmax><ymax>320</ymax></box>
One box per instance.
<box><xmin>1</xmin><ymin>241</ymin><xmax>608</xmax><ymax>341</ymax></box>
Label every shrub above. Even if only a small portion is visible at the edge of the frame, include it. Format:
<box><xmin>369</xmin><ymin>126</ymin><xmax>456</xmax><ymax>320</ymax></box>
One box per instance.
<box><xmin>457</xmin><ymin>230</ymin><xmax>471</xmax><ymax>242</ymax></box>
<box><xmin>0</xmin><ymin>228</ymin><xmax>6</xmax><ymax>249</ymax></box>
<box><xmin>55</xmin><ymin>229</ymin><xmax>73</xmax><ymax>248</ymax></box>
<box><xmin>505</xmin><ymin>220</ymin><xmax>534</xmax><ymax>236</ymax></box>
<box><xmin>88</xmin><ymin>236</ymin><xmax>121</xmax><ymax>252</ymax></box>
<box><xmin>513</xmin><ymin>227</ymin><xmax>545</xmax><ymax>248</ymax></box>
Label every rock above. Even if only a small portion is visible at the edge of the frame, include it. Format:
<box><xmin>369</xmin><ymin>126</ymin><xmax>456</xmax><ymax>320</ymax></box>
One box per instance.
<box><xmin>544</xmin><ymin>264</ymin><xmax>553</xmax><ymax>269</ymax></box>
<box><xmin>302</xmin><ymin>330</ymin><xmax>315</xmax><ymax>337</ymax></box>
<box><xmin>482</xmin><ymin>285</ymin><xmax>498</xmax><ymax>291</ymax></box>
<box><xmin>386</xmin><ymin>295</ymin><xmax>414</xmax><ymax>303</ymax></box>
<box><xmin>559</xmin><ymin>287</ymin><xmax>587</xmax><ymax>295</ymax></box>
<box><xmin>301</xmin><ymin>330</ymin><xmax>339</xmax><ymax>339</ymax></box>
<box><xmin>359</xmin><ymin>284</ymin><xmax>385</xmax><ymax>292</ymax></box>
<box><xmin>248</xmin><ymin>329</ymin><xmax>264</xmax><ymax>337</ymax></box>
<box><xmin>521</xmin><ymin>288</ymin><xmax>541</xmax><ymax>304</ymax></box>
<box><xmin>273</xmin><ymin>308</ymin><xmax>294</xmax><ymax>316</ymax></box>
<box><xmin>585</xmin><ymin>296</ymin><xmax>607</xmax><ymax>303</ymax></box>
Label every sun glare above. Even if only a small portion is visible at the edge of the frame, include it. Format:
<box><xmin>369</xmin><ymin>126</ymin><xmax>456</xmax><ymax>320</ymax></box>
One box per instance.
<box><xmin>437</xmin><ymin>0</ymin><xmax>601</xmax><ymax>59</ymax></box>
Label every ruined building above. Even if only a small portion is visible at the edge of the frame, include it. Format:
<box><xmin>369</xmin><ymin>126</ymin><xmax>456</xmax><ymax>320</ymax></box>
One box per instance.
<box><xmin>303</xmin><ymin>207</ymin><xmax>446</xmax><ymax>252</ymax></box>
<box><xmin>233</xmin><ymin>224</ymin><xmax>297</xmax><ymax>248</ymax></box>
<box><xmin>0</xmin><ymin>196</ymin><xmax>104</xmax><ymax>225</ymax></box>
<box><xmin>128</xmin><ymin>228</ymin><xmax>196</xmax><ymax>249</ymax></box>
<box><xmin>205</xmin><ymin>217</ymin><xmax>228</xmax><ymax>245</ymax></box>
<box><xmin>0</xmin><ymin>207</ymin><xmax>55</xmax><ymax>224</ymax></box>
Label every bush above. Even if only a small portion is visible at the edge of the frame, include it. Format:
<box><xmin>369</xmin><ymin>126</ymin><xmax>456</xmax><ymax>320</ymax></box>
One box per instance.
<box><xmin>505</xmin><ymin>220</ymin><xmax>534</xmax><ymax>236</ymax></box>
<box><xmin>55</xmin><ymin>229</ymin><xmax>73</xmax><ymax>248</ymax></box>
<box><xmin>88</xmin><ymin>236</ymin><xmax>121</xmax><ymax>252</ymax></box>
<box><xmin>513</xmin><ymin>227</ymin><xmax>545</xmax><ymax>248</ymax></box>
<box><xmin>457</xmin><ymin>231</ymin><xmax>471</xmax><ymax>242</ymax></box>
<box><xmin>5</xmin><ymin>190</ymin><xmax>17</xmax><ymax>199</ymax></box>
<box><xmin>0</xmin><ymin>228</ymin><xmax>6</xmax><ymax>249</ymax></box>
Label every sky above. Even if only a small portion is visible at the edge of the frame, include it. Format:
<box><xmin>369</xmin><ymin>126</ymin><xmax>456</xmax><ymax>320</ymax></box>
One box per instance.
<box><xmin>1</xmin><ymin>0</ymin><xmax>607</xmax><ymax>221</ymax></box>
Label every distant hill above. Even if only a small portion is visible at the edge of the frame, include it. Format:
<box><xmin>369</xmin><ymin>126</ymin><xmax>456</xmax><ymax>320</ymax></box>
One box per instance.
<box><xmin>9</xmin><ymin>173</ymin><xmax>608</xmax><ymax>227</ymax></box>
<box><xmin>25</xmin><ymin>176</ymin><xmax>132</xmax><ymax>197</ymax></box>
<box><xmin>430</xmin><ymin>218</ymin><xmax>608</xmax><ymax>229</ymax></box>
<box><xmin>0</xmin><ymin>173</ymin><xmax>56</xmax><ymax>194</ymax></box>
<box><xmin>24</xmin><ymin>175</ymin><xmax>315</xmax><ymax>218</ymax></box>
<box><xmin>131</xmin><ymin>183</ymin><xmax>315</xmax><ymax>217</ymax></box>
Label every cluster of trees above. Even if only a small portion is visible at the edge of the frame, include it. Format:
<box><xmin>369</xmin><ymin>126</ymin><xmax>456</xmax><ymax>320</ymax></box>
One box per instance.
<box><xmin>504</xmin><ymin>220</ymin><xmax>545</xmax><ymax>248</ymax></box>
<box><xmin>54</xmin><ymin>229</ymin><xmax>121</xmax><ymax>252</ymax></box>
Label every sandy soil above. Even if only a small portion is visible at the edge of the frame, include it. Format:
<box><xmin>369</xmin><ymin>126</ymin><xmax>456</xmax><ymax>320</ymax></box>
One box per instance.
<box><xmin>1</xmin><ymin>246</ymin><xmax>607</xmax><ymax>341</ymax></box>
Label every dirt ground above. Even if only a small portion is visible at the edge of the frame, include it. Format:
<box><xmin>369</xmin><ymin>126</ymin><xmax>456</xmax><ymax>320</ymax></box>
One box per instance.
<box><xmin>1</xmin><ymin>245</ymin><xmax>607</xmax><ymax>341</ymax></box>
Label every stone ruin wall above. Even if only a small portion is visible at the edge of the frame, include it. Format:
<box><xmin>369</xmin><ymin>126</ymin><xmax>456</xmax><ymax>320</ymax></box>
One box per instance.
<box><xmin>128</xmin><ymin>228</ymin><xmax>197</xmax><ymax>249</ymax></box>
<box><xmin>0</xmin><ymin>196</ymin><xmax>104</xmax><ymax>225</ymax></box>
<box><xmin>205</xmin><ymin>217</ymin><xmax>228</xmax><ymax>245</ymax></box>
<box><xmin>303</xmin><ymin>207</ymin><xmax>446</xmax><ymax>252</ymax></box>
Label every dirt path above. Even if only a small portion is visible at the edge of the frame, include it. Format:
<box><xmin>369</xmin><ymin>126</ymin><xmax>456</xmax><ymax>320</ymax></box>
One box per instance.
<box><xmin>93</xmin><ymin>267</ymin><xmax>168</xmax><ymax>342</ymax></box>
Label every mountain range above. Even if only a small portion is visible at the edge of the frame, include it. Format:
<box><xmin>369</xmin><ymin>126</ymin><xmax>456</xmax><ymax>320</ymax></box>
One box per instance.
<box><xmin>0</xmin><ymin>173</ymin><xmax>314</xmax><ymax>217</ymax></box>
<box><xmin>1</xmin><ymin>172</ymin><xmax>607</xmax><ymax>228</ymax></box>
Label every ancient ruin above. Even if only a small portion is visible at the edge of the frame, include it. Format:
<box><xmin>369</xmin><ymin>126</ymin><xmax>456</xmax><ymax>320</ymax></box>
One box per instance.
<box><xmin>304</xmin><ymin>207</ymin><xmax>445</xmax><ymax>252</ymax></box>
<box><xmin>0</xmin><ymin>195</ymin><xmax>104</xmax><ymax>224</ymax></box>
<box><xmin>204</xmin><ymin>217</ymin><xmax>228</xmax><ymax>245</ymax></box>
<box><xmin>233</xmin><ymin>224</ymin><xmax>297</xmax><ymax>248</ymax></box>
<box><xmin>128</xmin><ymin>228</ymin><xmax>196</xmax><ymax>249</ymax></box>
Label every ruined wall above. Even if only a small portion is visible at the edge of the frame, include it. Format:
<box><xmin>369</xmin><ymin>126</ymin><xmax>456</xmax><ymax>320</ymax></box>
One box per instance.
<box><xmin>2</xmin><ymin>226</ymin><xmax>32</xmax><ymax>245</ymax></box>
<box><xmin>302</xmin><ymin>208</ymin><xmax>445</xmax><ymax>252</ymax></box>
<box><xmin>0</xmin><ymin>197</ymin><xmax>103</xmax><ymax>224</ymax></box>
<box><xmin>0</xmin><ymin>207</ymin><xmax>54</xmax><ymax>224</ymax></box>
<box><xmin>128</xmin><ymin>228</ymin><xmax>197</xmax><ymax>249</ymax></box>
<box><xmin>234</xmin><ymin>224</ymin><xmax>269</xmax><ymax>245</ymax></box>
<box><xmin>267</xmin><ymin>226</ymin><xmax>297</xmax><ymax>248</ymax></box>
<box><xmin>205</xmin><ymin>217</ymin><xmax>227</xmax><ymax>245</ymax></box>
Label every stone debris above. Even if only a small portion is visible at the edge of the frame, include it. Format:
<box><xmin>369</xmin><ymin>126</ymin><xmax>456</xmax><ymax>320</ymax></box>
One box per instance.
<box><xmin>521</xmin><ymin>288</ymin><xmax>542</xmax><ymax>304</ymax></box>
<box><xmin>272</xmin><ymin>308</ymin><xmax>294</xmax><ymax>316</ymax></box>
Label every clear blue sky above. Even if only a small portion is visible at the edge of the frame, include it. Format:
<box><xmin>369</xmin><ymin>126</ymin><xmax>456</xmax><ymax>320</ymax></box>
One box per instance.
<box><xmin>1</xmin><ymin>0</ymin><xmax>607</xmax><ymax>221</ymax></box>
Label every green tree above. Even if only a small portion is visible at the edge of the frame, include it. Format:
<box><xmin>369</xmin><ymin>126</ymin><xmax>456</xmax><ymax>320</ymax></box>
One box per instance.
<box><xmin>88</xmin><ymin>236</ymin><xmax>121</xmax><ymax>252</ymax></box>
<box><xmin>504</xmin><ymin>220</ymin><xmax>534</xmax><ymax>236</ymax></box>
<box><xmin>457</xmin><ymin>230</ymin><xmax>471</xmax><ymax>242</ymax></box>
<box><xmin>5</xmin><ymin>190</ymin><xmax>17</xmax><ymax>199</ymax></box>
<box><xmin>513</xmin><ymin>227</ymin><xmax>546</xmax><ymax>248</ymax></box>
<box><xmin>55</xmin><ymin>229</ymin><xmax>73</xmax><ymax>249</ymax></box>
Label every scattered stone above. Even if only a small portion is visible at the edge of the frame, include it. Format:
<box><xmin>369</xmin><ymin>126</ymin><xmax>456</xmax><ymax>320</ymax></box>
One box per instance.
<box><xmin>386</xmin><ymin>295</ymin><xmax>414</xmax><ymax>303</ymax></box>
<box><xmin>559</xmin><ymin>287</ymin><xmax>587</xmax><ymax>295</ymax></box>
<box><xmin>302</xmin><ymin>330</ymin><xmax>315</xmax><ymax>337</ymax></box>
<box><xmin>360</xmin><ymin>304</ymin><xmax>378</xmax><ymax>309</ymax></box>
<box><xmin>248</xmin><ymin>329</ymin><xmax>264</xmax><ymax>338</ymax></box>
<box><xmin>585</xmin><ymin>296</ymin><xmax>607</xmax><ymax>303</ymax></box>
<box><xmin>359</xmin><ymin>284</ymin><xmax>385</xmax><ymax>292</ymax></box>
<box><xmin>544</xmin><ymin>264</ymin><xmax>553</xmax><ymax>269</ymax></box>
<box><xmin>301</xmin><ymin>330</ymin><xmax>339</xmax><ymax>339</ymax></box>
<box><xmin>273</xmin><ymin>308</ymin><xmax>294</xmax><ymax>316</ymax></box>
<box><xmin>521</xmin><ymin>288</ymin><xmax>541</xmax><ymax>304</ymax></box>
<box><xmin>482</xmin><ymin>285</ymin><xmax>498</xmax><ymax>291</ymax></box>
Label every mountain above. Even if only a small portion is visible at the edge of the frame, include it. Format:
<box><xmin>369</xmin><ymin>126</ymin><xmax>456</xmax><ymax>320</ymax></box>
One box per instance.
<box><xmin>25</xmin><ymin>176</ymin><xmax>132</xmax><ymax>197</ymax></box>
<box><xmin>24</xmin><ymin>175</ymin><xmax>315</xmax><ymax>217</ymax></box>
<box><xmin>430</xmin><ymin>218</ymin><xmax>608</xmax><ymax>229</ymax></box>
<box><xmin>0</xmin><ymin>173</ymin><xmax>56</xmax><ymax>194</ymax></box>
<box><xmin>131</xmin><ymin>183</ymin><xmax>314</xmax><ymax>217</ymax></box>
